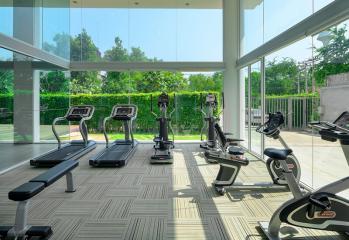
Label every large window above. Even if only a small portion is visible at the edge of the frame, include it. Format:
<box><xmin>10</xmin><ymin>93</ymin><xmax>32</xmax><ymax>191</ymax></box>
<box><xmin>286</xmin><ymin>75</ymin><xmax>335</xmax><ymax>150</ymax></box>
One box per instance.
<box><xmin>240</xmin><ymin>0</ymin><xmax>336</xmax><ymax>55</ymax></box>
<box><xmin>70</xmin><ymin>2</ymin><xmax>222</xmax><ymax>62</ymax></box>
<box><xmin>244</xmin><ymin>17</ymin><xmax>349</xmax><ymax>195</ymax></box>
<box><xmin>38</xmin><ymin>70</ymin><xmax>223</xmax><ymax>142</ymax></box>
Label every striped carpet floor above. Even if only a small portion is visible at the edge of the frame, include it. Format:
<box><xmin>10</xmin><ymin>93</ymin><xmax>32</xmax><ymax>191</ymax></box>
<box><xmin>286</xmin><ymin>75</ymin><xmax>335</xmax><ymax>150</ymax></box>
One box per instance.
<box><xmin>0</xmin><ymin>143</ymin><xmax>347</xmax><ymax>240</ymax></box>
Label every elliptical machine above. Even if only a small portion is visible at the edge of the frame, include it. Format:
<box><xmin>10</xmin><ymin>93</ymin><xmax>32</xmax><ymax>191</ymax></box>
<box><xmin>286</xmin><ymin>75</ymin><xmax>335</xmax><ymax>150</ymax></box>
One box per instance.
<box><xmin>256</xmin><ymin>112</ymin><xmax>301</xmax><ymax>185</ymax></box>
<box><xmin>150</xmin><ymin>93</ymin><xmax>175</xmax><ymax>163</ymax></box>
<box><xmin>200</xmin><ymin>93</ymin><xmax>219</xmax><ymax>150</ymax></box>
<box><xmin>259</xmin><ymin>111</ymin><xmax>349</xmax><ymax>240</ymax></box>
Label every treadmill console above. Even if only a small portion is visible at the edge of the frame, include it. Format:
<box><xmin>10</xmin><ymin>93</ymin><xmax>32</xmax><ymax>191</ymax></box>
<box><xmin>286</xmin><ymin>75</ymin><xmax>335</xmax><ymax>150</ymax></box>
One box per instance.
<box><xmin>66</xmin><ymin>106</ymin><xmax>94</xmax><ymax>121</ymax></box>
<box><xmin>111</xmin><ymin>105</ymin><xmax>137</xmax><ymax>121</ymax></box>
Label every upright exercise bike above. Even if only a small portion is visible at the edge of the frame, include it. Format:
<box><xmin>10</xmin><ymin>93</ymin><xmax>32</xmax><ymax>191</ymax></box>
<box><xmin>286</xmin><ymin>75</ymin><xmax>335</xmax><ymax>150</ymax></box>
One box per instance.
<box><xmin>259</xmin><ymin>111</ymin><xmax>349</xmax><ymax>240</ymax></box>
<box><xmin>200</xmin><ymin>93</ymin><xmax>219</xmax><ymax>150</ymax></box>
<box><xmin>150</xmin><ymin>93</ymin><xmax>175</xmax><ymax>163</ymax></box>
<box><xmin>256</xmin><ymin>112</ymin><xmax>301</xmax><ymax>185</ymax></box>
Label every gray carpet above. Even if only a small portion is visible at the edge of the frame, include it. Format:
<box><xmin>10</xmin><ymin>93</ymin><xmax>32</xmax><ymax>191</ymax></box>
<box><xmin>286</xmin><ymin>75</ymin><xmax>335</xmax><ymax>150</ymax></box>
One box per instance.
<box><xmin>0</xmin><ymin>143</ymin><xmax>346</xmax><ymax>239</ymax></box>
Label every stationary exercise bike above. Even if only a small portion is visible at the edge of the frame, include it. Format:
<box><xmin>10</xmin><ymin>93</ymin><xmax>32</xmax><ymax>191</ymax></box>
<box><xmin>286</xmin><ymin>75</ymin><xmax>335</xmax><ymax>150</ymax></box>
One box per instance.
<box><xmin>256</xmin><ymin>112</ymin><xmax>301</xmax><ymax>185</ymax></box>
<box><xmin>210</xmin><ymin>112</ymin><xmax>301</xmax><ymax>195</ymax></box>
<box><xmin>259</xmin><ymin>111</ymin><xmax>349</xmax><ymax>240</ymax></box>
<box><xmin>150</xmin><ymin>93</ymin><xmax>175</xmax><ymax>163</ymax></box>
<box><xmin>199</xmin><ymin>93</ymin><xmax>220</xmax><ymax>150</ymax></box>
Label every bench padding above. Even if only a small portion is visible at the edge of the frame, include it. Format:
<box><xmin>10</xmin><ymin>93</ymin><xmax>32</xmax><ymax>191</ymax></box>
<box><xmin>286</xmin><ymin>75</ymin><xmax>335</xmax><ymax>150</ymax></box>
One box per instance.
<box><xmin>9</xmin><ymin>182</ymin><xmax>45</xmax><ymax>201</ymax></box>
<box><xmin>29</xmin><ymin>160</ymin><xmax>78</xmax><ymax>187</ymax></box>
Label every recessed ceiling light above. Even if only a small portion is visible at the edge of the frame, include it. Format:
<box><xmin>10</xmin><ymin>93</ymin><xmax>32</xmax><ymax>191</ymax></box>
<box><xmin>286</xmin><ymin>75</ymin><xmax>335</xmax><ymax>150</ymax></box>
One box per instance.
<box><xmin>72</xmin><ymin>0</ymin><xmax>78</xmax><ymax>4</ymax></box>
<box><xmin>134</xmin><ymin>2</ymin><xmax>139</xmax><ymax>5</ymax></box>
<box><xmin>185</xmin><ymin>2</ymin><xmax>190</xmax><ymax>6</ymax></box>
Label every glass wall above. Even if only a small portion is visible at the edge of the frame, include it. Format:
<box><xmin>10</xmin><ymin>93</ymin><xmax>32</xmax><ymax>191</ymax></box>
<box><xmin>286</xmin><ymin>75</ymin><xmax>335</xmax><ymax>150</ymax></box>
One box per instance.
<box><xmin>312</xmin><ymin>19</ymin><xmax>349</xmax><ymax>195</ymax></box>
<box><xmin>250</xmin><ymin>62</ymin><xmax>262</xmax><ymax>155</ymax></box>
<box><xmin>240</xmin><ymin>67</ymin><xmax>249</xmax><ymax>148</ymax></box>
<box><xmin>53</xmin><ymin>71</ymin><xmax>223</xmax><ymax>141</ymax></box>
<box><xmin>0</xmin><ymin>0</ymin><xmax>13</xmax><ymax>37</ymax></box>
<box><xmin>241</xmin><ymin>16</ymin><xmax>349</xmax><ymax>195</ymax></box>
<box><xmin>0</xmin><ymin>48</ymin><xmax>14</xmax><ymax>142</ymax></box>
<box><xmin>70</xmin><ymin>2</ymin><xmax>223</xmax><ymax>62</ymax></box>
<box><xmin>42</xmin><ymin>0</ymin><xmax>70</xmax><ymax>59</ymax></box>
<box><xmin>240</xmin><ymin>0</ymin><xmax>335</xmax><ymax>55</ymax></box>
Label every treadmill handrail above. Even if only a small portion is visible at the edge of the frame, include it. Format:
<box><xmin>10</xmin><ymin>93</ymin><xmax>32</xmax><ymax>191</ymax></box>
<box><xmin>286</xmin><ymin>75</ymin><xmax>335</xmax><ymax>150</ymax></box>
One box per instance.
<box><xmin>79</xmin><ymin>117</ymin><xmax>89</xmax><ymax>147</ymax></box>
<box><xmin>103</xmin><ymin>116</ymin><xmax>112</xmax><ymax>148</ymax></box>
<box><xmin>52</xmin><ymin>117</ymin><xmax>66</xmax><ymax>149</ymax></box>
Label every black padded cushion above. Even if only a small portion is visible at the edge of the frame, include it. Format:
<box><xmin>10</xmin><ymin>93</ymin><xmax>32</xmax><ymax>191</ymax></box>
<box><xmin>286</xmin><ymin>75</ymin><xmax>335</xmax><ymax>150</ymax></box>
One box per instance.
<box><xmin>264</xmin><ymin>148</ymin><xmax>292</xmax><ymax>160</ymax></box>
<box><xmin>9</xmin><ymin>182</ymin><xmax>45</xmax><ymax>201</ymax></box>
<box><xmin>228</xmin><ymin>146</ymin><xmax>245</xmax><ymax>155</ymax></box>
<box><xmin>29</xmin><ymin>160</ymin><xmax>78</xmax><ymax>187</ymax></box>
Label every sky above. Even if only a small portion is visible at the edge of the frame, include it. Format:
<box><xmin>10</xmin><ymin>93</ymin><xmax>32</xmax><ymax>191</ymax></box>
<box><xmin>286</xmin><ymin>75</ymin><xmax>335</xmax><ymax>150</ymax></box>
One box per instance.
<box><xmin>0</xmin><ymin>0</ymin><xmax>339</xmax><ymax>63</ymax></box>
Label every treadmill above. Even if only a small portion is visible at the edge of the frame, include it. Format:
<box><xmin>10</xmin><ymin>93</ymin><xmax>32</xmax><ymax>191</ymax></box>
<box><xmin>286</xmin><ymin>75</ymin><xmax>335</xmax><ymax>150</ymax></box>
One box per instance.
<box><xmin>89</xmin><ymin>104</ymin><xmax>138</xmax><ymax>167</ymax></box>
<box><xmin>30</xmin><ymin>105</ymin><xmax>97</xmax><ymax>167</ymax></box>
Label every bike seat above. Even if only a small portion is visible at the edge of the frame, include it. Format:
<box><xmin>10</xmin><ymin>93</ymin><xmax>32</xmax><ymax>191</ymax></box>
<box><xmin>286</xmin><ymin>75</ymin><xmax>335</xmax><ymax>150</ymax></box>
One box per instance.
<box><xmin>228</xmin><ymin>146</ymin><xmax>245</xmax><ymax>155</ymax></box>
<box><xmin>264</xmin><ymin>148</ymin><xmax>292</xmax><ymax>160</ymax></box>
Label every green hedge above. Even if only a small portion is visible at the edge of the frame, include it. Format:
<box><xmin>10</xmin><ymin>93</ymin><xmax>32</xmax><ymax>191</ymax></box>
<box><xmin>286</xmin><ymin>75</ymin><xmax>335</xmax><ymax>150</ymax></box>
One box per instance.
<box><xmin>0</xmin><ymin>92</ymin><xmax>221</xmax><ymax>134</ymax></box>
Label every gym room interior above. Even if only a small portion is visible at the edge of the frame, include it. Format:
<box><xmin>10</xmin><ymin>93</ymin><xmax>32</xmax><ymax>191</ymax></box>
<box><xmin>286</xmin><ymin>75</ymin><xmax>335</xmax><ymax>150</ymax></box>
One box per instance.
<box><xmin>1</xmin><ymin>0</ymin><xmax>349</xmax><ymax>239</ymax></box>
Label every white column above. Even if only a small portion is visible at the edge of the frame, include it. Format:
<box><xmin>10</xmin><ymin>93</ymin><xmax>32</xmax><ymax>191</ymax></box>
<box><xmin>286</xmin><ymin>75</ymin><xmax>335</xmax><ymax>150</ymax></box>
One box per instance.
<box><xmin>13</xmin><ymin>0</ymin><xmax>41</xmax><ymax>143</ymax></box>
<box><xmin>223</xmin><ymin>0</ymin><xmax>241</xmax><ymax>137</ymax></box>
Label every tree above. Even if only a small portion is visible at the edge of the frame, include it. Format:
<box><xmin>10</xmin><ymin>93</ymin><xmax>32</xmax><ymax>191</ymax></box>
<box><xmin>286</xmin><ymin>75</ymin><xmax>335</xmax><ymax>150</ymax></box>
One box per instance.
<box><xmin>314</xmin><ymin>25</ymin><xmax>349</xmax><ymax>87</ymax></box>
<box><xmin>69</xmin><ymin>29</ymin><xmax>102</xmax><ymax>94</ymax></box>
<box><xmin>103</xmin><ymin>37</ymin><xmax>128</xmax><ymax>62</ymax></box>
<box><xmin>40</xmin><ymin>71</ymin><xmax>69</xmax><ymax>93</ymax></box>
<box><xmin>187</xmin><ymin>73</ymin><xmax>223</xmax><ymax>92</ymax></box>
<box><xmin>0</xmin><ymin>70</ymin><xmax>13</xmax><ymax>94</ymax></box>
<box><xmin>265</xmin><ymin>58</ymin><xmax>299</xmax><ymax>95</ymax></box>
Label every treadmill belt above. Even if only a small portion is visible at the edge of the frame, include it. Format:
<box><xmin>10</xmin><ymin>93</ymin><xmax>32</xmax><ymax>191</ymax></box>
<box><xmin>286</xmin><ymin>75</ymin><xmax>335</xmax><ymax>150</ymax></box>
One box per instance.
<box><xmin>99</xmin><ymin>144</ymin><xmax>133</xmax><ymax>160</ymax></box>
<box><xmin>41</xmin><ymin>145</ymin><xmax>85</xmax><ymax>160</ymax></box>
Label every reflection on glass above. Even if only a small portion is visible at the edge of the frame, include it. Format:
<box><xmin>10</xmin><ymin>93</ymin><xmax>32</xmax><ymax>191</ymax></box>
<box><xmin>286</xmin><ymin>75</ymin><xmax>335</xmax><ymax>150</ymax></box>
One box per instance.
<box><xmin>240</xmin><ymin>0</ymin><xmax>263</xmax><ymax>55</ymax></box>
<box><xmin>264</xmin><ymin>37</ymin><xmax>313</xmax><ymax>186</ymax></box>
<box><xmin>40</xmin><ymin>71</ymin><xmax>70</xmax><ymax>141</ymax></box>
<box><xmin>42</xmin><ymin>0</ymin><xmax>70</xmax><ymax>59</ymax></box>
<box><xmin>250</xmin><ymin>62</ymin><xmax>262</xmax><ymax>155</ymax></box>
<box><xmin>312</xmin><ymin>20</ymin><xmax>349</xmax><ymax>197</ymax></box>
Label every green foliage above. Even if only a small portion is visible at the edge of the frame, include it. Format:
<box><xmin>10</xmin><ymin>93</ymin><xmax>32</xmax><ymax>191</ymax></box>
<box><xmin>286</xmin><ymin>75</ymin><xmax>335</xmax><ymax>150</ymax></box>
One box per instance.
<box><xmin>33</xmin><ymin>91</ymin><xmax>221</xmax><ymax>134</ymax></box>
<box><xmin>265</xmin><ymin>58</ymin><xmax>299</xmax><ymax>95</ymax></box>
<box><xmin>40</xmin><ymin>71</ymin><xmax>69</xmax><ymax>94</ymax></box>
<box><xmin>314</xmin><ymin>26</ymin><xmax>349</xmax><ymax>86</ymax></box>
<box><xmin>0</xmin><ymin>71</ymin><xmax>13</xmax><ymax>94</ymax></box>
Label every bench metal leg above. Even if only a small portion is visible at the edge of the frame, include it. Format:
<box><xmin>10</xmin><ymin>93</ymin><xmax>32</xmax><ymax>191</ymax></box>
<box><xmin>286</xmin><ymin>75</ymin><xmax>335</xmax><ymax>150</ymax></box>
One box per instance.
<box><xmin>65</xmin><ymin>171</ymin><xmax>76</xmax><ymax>192</ymax></box>
<box><xmin>7</xmin><ymin>200</ymin><xmax>30</xmax><ymax>237</ymax></box>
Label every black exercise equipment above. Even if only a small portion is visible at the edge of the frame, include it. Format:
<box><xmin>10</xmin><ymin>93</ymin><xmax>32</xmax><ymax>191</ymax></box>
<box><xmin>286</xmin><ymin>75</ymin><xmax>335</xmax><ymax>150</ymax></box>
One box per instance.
<box><xmin>30</xmin><ymin>105</ymin><xmax>96</xmax><ymax>167</ymax></box>
<box><xmin>259</xmin><ymin>111</ymin><xmax>349</xmax><ymax>239</ymax></box>
<box><xmin>150</xmin><ymin>93</ymin><xmax>175</xmax><ymax>163</ymax></box>
<box><xmin>200</xmin><ymin>93</ymin><xmax>219</xmax><ymax>150</ymax></box>
<box><xmin>89</xmin><ymin>104</ymin><xmax>138</xmax><ymax>167</ymax></box>
<box><xmin>0</xmin><ymin>159</ymin><xmax>78</xmax><ymax>239</ymax></box>
<box><xmin>256</xmin><ymin>112</ymin><xmax>301</xmax><ymax>185</ymax></box>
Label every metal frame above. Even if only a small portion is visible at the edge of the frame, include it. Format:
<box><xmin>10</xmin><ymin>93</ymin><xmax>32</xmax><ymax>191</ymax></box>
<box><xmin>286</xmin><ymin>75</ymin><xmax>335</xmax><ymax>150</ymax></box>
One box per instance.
<box><xmin>0</xmin><ymin>33</ymin><xmax>69</xmax><ymax>69</ymax></box>
<box><xmin>236</xmin><ymin>0</ymin><xmax>349</xmax><ymax>69</ymax></box>
<box><xmin>70</xmin><ymin>61</ymin><xmax>225</xmax><ymax>72</ymax></box>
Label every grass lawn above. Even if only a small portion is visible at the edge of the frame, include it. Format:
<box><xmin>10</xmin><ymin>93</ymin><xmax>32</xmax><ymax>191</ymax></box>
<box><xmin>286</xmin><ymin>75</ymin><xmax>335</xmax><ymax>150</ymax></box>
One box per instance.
<box><xmin>89</xmin><ymin>133</ymin><xmax>201</xmax><ymax>141</ymax></box>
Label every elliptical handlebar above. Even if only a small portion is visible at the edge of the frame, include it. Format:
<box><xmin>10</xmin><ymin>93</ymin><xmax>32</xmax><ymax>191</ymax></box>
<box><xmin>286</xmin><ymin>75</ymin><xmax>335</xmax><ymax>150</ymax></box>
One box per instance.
<box><xmin>150</xmin><ymin>94</ymin><xmax>157</xmax><ymax>118</ymax></box>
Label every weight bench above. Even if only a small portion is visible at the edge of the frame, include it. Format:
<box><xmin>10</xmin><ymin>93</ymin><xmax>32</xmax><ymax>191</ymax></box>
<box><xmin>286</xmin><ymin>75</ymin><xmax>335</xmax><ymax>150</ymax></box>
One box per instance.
<box><xmin>0</xmin><ymin>159</ymin><xmax>78</xmax><ymax>239</ymax></box>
